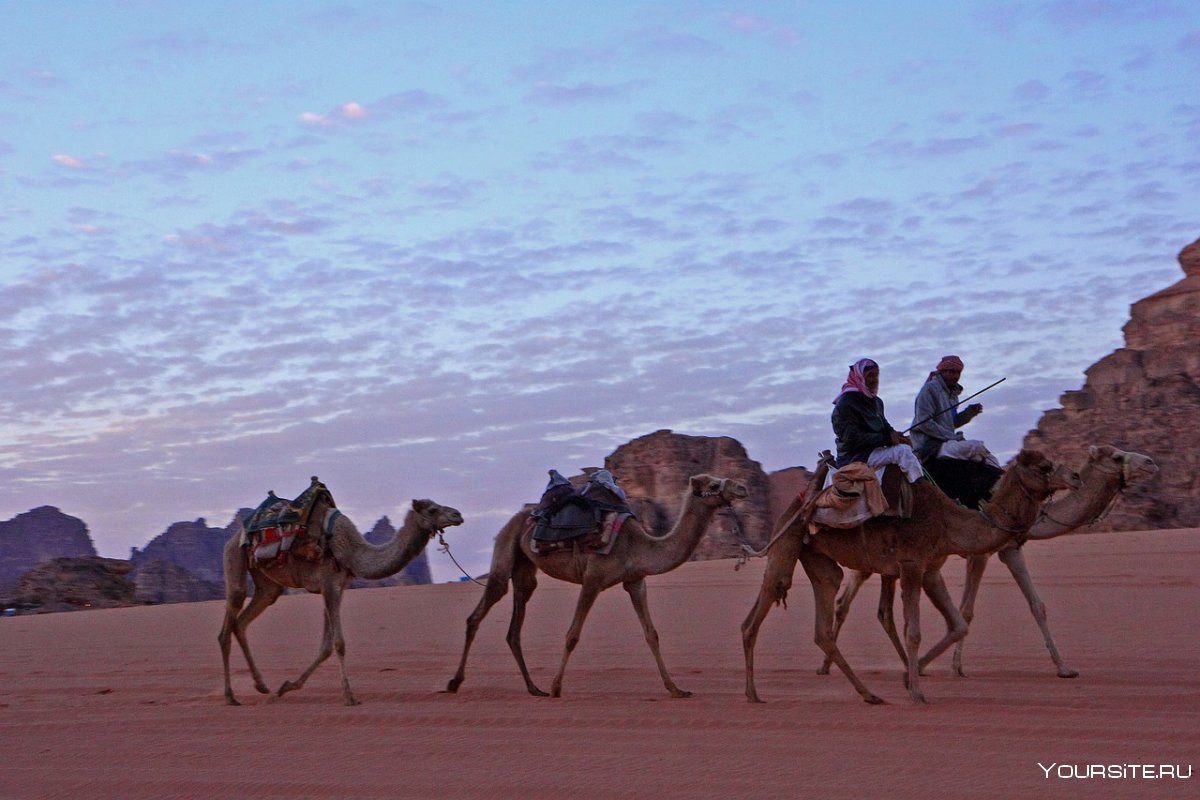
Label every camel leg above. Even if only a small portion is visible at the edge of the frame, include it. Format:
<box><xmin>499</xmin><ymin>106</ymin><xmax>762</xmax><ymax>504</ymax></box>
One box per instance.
<box><xmin>875</xmin><ymin>575</ymin><xmax>910</xmax><ymax>671</ymax></box>
<box><xmin>741</xmin><ymin>534</ymin><xmax>800</xmax><ymax>703</ymax></box>
<box><xmin>951</xmin><ymin>553</ymin><xmax>990</xmax><ymax>677</ymax></box>
<box><xmin>447</xmin><ymin>517</ymin><xmax>533</xmax><ymax>695</ymax></box>
<box><xmin>898</xmin><ymin>563</ymin><xmax>927</xmax><ymax>704</ymax></box>
<box><xmin>624</xmin><ymin>578</ymin><xmax>690</xmax><ymax>698</ymax></box>
<box><xmin>817</xmin><ymin>569</ymin><xmax>870</xmax><ymax>675</ymax></box>
<box><xmin>445</xmin><ymin>572</ymin><xmax>510</xmax><ymax>694</ymax></box>
<box><xmin>998</xmin><ymin>546</ymin><xmax>1078</xmax><ymax>678</ymax></box>
<box><xmin>506</xmin><ymin>556</ymin><xmax>548</xmax><ymax>696</ymax></box>
<box><xmin>916</xmin><ymin>569</ymin><xmax>970</xmax><ymax>673</ymax></box>
<box><xmin>220</xmin><ymin>579</ymin><xmax>283</xmax><ymax>705</ymax></box>
<box><xmin>801</xmin><ymin>550</ymin><xmax>884</xmax><ymax>704</ymax></box>
<box><xmin>550</xmin><ymin>581</ymin><xmax>603</xmax><ymax>698</ymax></box>
<box><xmin>278</xmin><ymin>580</ymin><xmax>359</xmax><ymax>705</ymax></box>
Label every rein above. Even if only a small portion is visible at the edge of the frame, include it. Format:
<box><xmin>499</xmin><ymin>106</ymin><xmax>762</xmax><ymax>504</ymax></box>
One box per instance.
<box><xmin>1036</xmin><ymin>461</ymin><xmax>1129</xmax><ymax>531</ymax></box>
<box><xmin>976</xmin><ymin>462</ymin><xmax>1044</xmax><ymax>543</ymax></box>
<box><xmin>437</xmin><ymin>531</ymin><xmax>487</xmax><ymax>587</ymax></box>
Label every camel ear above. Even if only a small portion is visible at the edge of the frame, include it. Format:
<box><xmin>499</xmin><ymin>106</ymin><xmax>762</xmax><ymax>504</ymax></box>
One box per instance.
<box><xmin>412</xmin><ymin>499</ymin><xmax>435</xmax><ymax>514</ymax></box>
<box><xmin>1088</xmin><ymin>446</ymin><xmax>1100</xmax><ymax>460</ymax></box>
<box><xmin>689</xmin><ymin>474</ymin><xmax>713</xmax><ymax>493</ymax></box>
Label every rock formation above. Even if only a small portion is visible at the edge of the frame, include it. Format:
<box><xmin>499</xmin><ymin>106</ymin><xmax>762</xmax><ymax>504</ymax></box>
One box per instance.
<box><xmin>7</xmin><ymin>556</ymin><xmax>137</xmax><ymax>613</ymax></box>
<box><xmin>603</xmin><ymin>429</ymin><xmax>772</xmax><ymax>559</ymax></box>
<box><xmin>133</xmin><ymin>559</ymin><xmax>224</xmax><ymax>604</ymax></box>
<box><xmin>0</xmin><ymin>507</ymin><xmax>96</xmax><ymax>593</ymax></box>
<box><xmin>1025</xmin><ymin>238</ymin><xmax>1200</xmax><ymax>529</ymax></box>
<box><xmin>130</xmin><ymin>514</ymin><xmax>241</xmax><ymax>586</ymax></box>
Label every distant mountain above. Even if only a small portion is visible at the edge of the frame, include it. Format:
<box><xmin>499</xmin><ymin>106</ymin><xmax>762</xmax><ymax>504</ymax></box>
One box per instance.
<box><xmin>7</xmin><ymin>556</ymin><xmax>136</xmax><ymax>613</ymax></box>
<box><xmin>0</xmin><ymin>506</ymin><xmax>96</xmax><ymax>593</ymax></box>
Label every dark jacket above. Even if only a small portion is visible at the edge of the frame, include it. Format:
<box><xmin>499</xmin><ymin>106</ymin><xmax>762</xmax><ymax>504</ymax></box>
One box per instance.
<box><xmin>832</xmin><ymin>391</ymin><xmax>896</xmax><ymax>468</ymax></box>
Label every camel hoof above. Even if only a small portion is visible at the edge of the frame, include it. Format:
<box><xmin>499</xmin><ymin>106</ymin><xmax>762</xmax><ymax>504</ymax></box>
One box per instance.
<box><xmin>444</xmin><ymin>679</ymin><xmax>461</xmax><ymax>694</ymax></box>
<box><xmin>816</xmin><ymin>664</ymin><xmax>831</xmax><ymax>676</ymax></box>
<box><xmin>669</xmin><ymin>689</ymin><xmax>692</xmax><ymax>699</ymax></box>
<box><xmin>224</xmin><ymin>693</ymin><xmax>241</xmax><ymax>706</ymax></box>
<box><xmin>1057</xmin><ymin>668</ymin><xmax>1080</xmax><ymax>679</ymax></box>
<box><xmin>747</xmin><ymin>695</ymin><xmax>765</xmax><ymax>704</ymax></box>
<box><xmin>343</xmin><ymin>697</ymin><xmax>361</xmax><ymax>706</ymax></box>
<box><xmin>277</xmin><ymin>680</ymin><xmax>298</xmax><ymax>697</ymax></box>
<box><xmin>528</xmin><ymin>687</ymin><xmax>549</xmax><ymax>698</ymax></box>
<box><xmin>909</xmin><ymin>692</ymin><xmax>928</xmax><ymax>705</ymax></box>
<box><xmin>255</xmin><ymin>684</ymin><xmax>271</xmax><ymax>695</ymax></box>
<box><xmin>864</xmin><ymin>694</ymin><xmax>885</xmax><ymax>705</ymax></box>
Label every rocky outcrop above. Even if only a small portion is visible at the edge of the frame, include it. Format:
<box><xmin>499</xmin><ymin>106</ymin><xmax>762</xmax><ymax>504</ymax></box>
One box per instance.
<box><xmin>132</xmin><ymin>558</ymin><xmax>224</xmax><ymax>604</ymax></box>
<box><xmin>129</xmin><ymin>513</ymin><xmax>243</xmax><ymax>586</ymax></box>
<box><xmin>603</xmin><ymin>429</ymin><xmax>772</xmax><ymax>560</ymax></box>
<box><xmin>1025</xmin><ymin>238</ymin><xmax>1200</xmax><ymax>530</ymax></box>
<box><xmin>7</xmin><ymin>556</ymin><xmax>137</xmax><ymax>613</ymax></box>
<box><xmin>350</xmin><ymin>516</ymin><xmax>433</xmax><ymax>588</ymax></box>
<box><xmin>0</xmin><ymin>507</ymin><xmax>96</xmax><ymax>593</ymax></box>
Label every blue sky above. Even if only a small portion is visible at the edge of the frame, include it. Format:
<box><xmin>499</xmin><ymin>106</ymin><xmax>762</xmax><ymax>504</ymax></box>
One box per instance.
<box><xmin>1</xmin><ymin>1</ymin><xmax>1196</xmax><ymax>581</ymax></box>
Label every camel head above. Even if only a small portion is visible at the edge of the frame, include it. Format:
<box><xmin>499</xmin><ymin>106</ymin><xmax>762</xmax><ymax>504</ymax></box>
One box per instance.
<box><xmin>688</xmin><ymin>474</ymin><xmax>749</xmax><ymax>507</ymax></box>
<box><xmin>1013</xmin><ymin>449</ymin><xmax>1083</xmax><ymax>495</ymax></box>
<box><xmin>411</xmin><ymin>499</ymin><xmax>465</xmax><ymax>533</ymax></box>
<box><xmin>1087</xmin><ymin>445</ymin><xmax>1159</xmax><ymax>487</ymax></box>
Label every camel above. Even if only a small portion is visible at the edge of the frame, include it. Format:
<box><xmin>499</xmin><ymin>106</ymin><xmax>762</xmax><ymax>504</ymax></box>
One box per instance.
<box><xmin>741</xmin><ymin>449</ymin><xmax>1080</xmax><ymax>704</ymax></box>
<box><xmin>446</xmin><ymin>474</ymin><xmax>748</xmax><ymax>698</ymax></box>
<box><xmin>219</xmin><ymin>493</ymin><xmax>463</xmax><ymax>706</ymax></box>
<box><xmin>816</xmin><ymin>445</ymin><xmax>1158</xmax><ymax>678</ymax></box>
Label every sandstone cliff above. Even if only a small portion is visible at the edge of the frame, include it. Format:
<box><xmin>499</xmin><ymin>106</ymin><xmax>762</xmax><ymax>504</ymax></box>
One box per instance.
<box><xmin>0</xmin><ymin>507</ymin><xmax>96</xmax><ymax>593</ymax></box>
<box><xmin>7</xmin><ymin>556</ymin><xmax>137</xmax><ymax>613</ymax></box>
<box><xmin>130</xmin><ymin>514</ymin><xmax>239</xmax><ymax>586</ymax></box>
<box><xmin>602</xmin><ymin>429</ymin><xmax>773</xmax><ymax>560</ymax></box>
<box><xmin>1025</xmin><ymin>238</ymin><xmax>1200</xmax><ymax>529</ymax></box>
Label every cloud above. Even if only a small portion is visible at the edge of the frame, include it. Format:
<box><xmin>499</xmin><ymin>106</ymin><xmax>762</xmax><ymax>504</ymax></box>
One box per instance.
<box><xmin>52</xmin><ymin>153</ymin><xmax>87</xmax><ymax>169</ymax></box>
<box><xmin>524</xmin><ymin>80</ymin><xmax>641</xmax><ymax>106</ymax></box>
<box><xmin>1012</xmin><ymin>79</ymin><xmax>1051</xmax><ymax>103</ymax></box>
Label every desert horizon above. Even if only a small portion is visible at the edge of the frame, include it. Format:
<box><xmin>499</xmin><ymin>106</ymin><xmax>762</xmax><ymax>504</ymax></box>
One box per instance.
<box><xmin>2</xmin><ymin>526</ymin><xmax>1195</xmax><ymax>799</ymax></box>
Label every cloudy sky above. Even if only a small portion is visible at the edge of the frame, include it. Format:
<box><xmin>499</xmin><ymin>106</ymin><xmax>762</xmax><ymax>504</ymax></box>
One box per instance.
<box><xmin>1</xmin><ymin>1</ymin><xmax>1196</xmax><ymax>581</ymax></box>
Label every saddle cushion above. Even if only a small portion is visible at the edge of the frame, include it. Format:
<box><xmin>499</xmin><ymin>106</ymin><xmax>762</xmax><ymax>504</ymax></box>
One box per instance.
<box><xmin>242</xmin><ymin>478</ymin><xmax>336</xmax><ymax>564</ymax></box>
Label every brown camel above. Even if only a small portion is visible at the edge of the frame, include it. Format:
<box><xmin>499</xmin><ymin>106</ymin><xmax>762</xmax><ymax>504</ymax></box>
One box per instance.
<box><xmin>741</xmin><ymin>449</ymin><xmax>1080</xmax><ymax>704</ymax></box>
<box><xmin>219</xmin><ymin>495</ymin><xmax>463</xmax><ymax>706</ymax></box>
<box><xmin>817</xmin><ymin>445</ymin><xmax>1158</xmax><ymax>678</ymax></box>
<box><xmin>446</xmin><ymin>474</ymin><xmax>748</xmax><ymax>698</ymax></box>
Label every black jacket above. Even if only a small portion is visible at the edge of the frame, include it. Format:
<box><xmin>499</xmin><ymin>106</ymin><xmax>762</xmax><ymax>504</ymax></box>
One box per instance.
<box><xmin>831</xmin><ymin>391</ymin><xmax>896</xmax><ymax>467</ymax></box>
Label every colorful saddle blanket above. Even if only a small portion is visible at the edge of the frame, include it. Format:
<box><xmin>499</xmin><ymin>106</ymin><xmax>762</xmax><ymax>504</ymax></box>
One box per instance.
<box><xmin>242</xmin><ymin>476</ymin><xmax>337</xmax><ymax>563</ymax></box>
<box><xmin>529</xmin><ymin>469</ymin><xmax>635</xmax><ymax>555</ymax></box>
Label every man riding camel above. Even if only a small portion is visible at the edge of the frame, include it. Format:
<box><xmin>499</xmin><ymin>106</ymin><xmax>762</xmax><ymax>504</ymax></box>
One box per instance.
<box><xmin>831</xmin><ymin>357</ymin><xmax>924</xmax><ymax>483</ymax></box>
<box><xmin>909</xmin><ymin>355</ymin><xmax>1000</xmax><ymax>468</ymax></box>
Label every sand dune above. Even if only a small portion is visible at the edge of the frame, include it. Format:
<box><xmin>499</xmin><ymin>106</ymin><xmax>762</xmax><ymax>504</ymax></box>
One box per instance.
<box><xmin>1</xmin><ymin>529</ymin><xmax>1196</xmax><ymax>799</ymax></box>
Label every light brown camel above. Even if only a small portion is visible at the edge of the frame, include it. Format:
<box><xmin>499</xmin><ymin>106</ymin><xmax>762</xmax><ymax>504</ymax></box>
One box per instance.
<box><xmin>446</xmin><ymin>474</ymin><xmax>748</xmax><ymax>698</ymax></box>
<box><xmin>817</xmin><ymin>445</ymin><xmax>1158</xmax><ymax>678</ymax></box>
<box><xmin>219</xmin><ymin>495</ymin><xmax>463</xmax><ymax>706</ymax></box>
<box><xmin>741</xmin><ymin>449</ymin><xmax>1080</xmax><ymax>704</ymax></box>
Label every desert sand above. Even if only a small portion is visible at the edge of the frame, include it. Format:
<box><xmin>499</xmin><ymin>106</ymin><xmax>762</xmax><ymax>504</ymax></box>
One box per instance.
<box><xmin>1</xmin><ymin>528</ymin><xmax>1196</xmax><ymax>799</ymax></box>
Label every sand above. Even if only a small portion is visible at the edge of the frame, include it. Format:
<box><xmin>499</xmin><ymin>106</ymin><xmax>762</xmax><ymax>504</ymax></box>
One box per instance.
<box><xmin>1</xmin><ymin>528</ymin><xmax>1196</xmax><ymax>799</ymax></box>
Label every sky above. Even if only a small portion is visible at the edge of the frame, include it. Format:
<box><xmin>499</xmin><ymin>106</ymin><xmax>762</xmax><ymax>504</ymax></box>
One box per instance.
<box><xmin>1</xmin><ymin>1</ymin><xmax>1197</xmax><ymax>582</ymax></box>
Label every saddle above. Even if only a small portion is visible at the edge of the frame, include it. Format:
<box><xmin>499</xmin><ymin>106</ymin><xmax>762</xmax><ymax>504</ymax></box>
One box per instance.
<box><xmin>923</xmin><ymin>457</ymin><xmax>1003</xmax><ymax>510</ymax></box>
<box><xmin>809</xmin><ymin>463</ymin><xmax>913</xmax><ymax>533</ymax></box>
<box><xmin>529</xmin><ymin>469</ymin><xmax>636</xmax><ymax>555</ymax></box>
<box><xmin>242</xmin><ymin>476</ymin><xmax>337</xmax><ymax>564</ymax></box>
